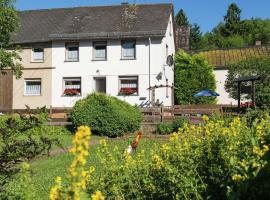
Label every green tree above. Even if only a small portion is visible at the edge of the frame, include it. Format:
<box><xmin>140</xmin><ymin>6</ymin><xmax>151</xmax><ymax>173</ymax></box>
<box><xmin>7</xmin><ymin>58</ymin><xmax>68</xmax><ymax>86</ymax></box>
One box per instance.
<box><xmin>190</xmin><ymin>23</ymin><xmax>204</xmax><ymax>50</ymax></box>
<box><xmin>225</xmin><ymin>57</ymin><xmax>270</xmax><ymax>108</ymax></box>
<box><xmin>0</xmin><ymin>0</ymin><xmax>22</xmax><ymax>78</ymax></box>
<box><xmin>175</xmin><ymin>9</ymin><xmax>189</xmax><ymax>27</ymax></box>
<box><xmin>174</xmin><ymin>50</ymin><xmax>216</xmax><ymax>105</ymax></box>
<box><xmin>222</xmin><ymin>3</ymin><xmax>242</xmax><ymax>36</ymax></box>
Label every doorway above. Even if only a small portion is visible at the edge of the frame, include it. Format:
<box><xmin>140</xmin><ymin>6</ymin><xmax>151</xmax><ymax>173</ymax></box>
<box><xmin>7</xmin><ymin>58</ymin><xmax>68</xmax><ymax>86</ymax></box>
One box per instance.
<box><xmin>94</xmin><ymin>77</ymin><xmax>106</xmax><ymax>93</ymax></box>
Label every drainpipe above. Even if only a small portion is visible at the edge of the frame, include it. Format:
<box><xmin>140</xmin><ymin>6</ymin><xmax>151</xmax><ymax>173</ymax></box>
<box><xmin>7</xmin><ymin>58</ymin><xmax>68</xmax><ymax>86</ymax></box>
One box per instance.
<box><xmin>148</xmin><ymin>37</ymin><xmax>151</xmax><ymax>105</ymax></box>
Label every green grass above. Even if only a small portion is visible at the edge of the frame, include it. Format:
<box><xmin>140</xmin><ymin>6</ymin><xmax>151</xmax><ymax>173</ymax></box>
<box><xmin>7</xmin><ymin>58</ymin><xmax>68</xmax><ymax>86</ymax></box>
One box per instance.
<box><xmin>29</xmin><ymin>137</ymin><xmax>165</xmax><ymax>200</ymax></box>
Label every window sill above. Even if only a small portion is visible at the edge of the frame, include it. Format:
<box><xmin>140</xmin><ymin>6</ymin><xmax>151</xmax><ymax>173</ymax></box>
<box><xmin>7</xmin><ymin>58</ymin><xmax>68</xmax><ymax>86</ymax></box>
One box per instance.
<box><xmin>24</xmin><ymin>94</ymin><xmax>42</xmax><ymax>97</ymax></box>
<box><xmin>64</xmin><ymin>60</ymin><xmax>79</xmax><ymax>62</ymax></box>
<box><xmin>120</xmin><ymin>58</ymin><xmax>136</xmax><ymax>61</ymax></box>
<box><xmin>92</xmin><ymin>59</ymin><xmax>107</xmax><ymax>62</ymax></box>
<box><xmin>61</xmin><ymin>95</ymin><xmax>82</xmax><ymax>97</ymax></box>
<box><xmin>117</xmin><ymin>94</ymin><xmax>139</xmax><ymax>97</ymax></box>
<box><xmin>30</xmin><ymin>61</ymin><xmax>44</xmax><ymax>63</ymax></box>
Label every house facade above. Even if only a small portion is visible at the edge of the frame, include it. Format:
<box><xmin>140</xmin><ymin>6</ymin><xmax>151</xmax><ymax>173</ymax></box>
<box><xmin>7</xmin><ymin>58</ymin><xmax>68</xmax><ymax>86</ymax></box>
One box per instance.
<box><xmin>4</xmin><ymin>3</ymin><xmax>175</xmax><ymax>110</ymax></box>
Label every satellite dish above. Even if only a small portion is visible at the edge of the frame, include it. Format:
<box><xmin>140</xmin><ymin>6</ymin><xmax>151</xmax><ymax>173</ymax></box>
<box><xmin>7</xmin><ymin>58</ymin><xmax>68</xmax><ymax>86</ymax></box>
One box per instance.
<box><xmin>166</xmin><ymin>55</ymin><xmax>174</xmax><ymax>66</ymax></box>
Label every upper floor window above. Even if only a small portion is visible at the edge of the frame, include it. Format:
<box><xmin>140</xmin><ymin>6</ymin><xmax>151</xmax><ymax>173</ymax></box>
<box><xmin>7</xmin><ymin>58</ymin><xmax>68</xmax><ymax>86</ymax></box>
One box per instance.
<box><xmin>63</xmin><ymin>77</ymin><xmax>81</xmax><ymax>96</ymax></box>
<box><xmin>93</xmin><ymin>41</ymin><xmax>107</xmax><ymax>60</ymax></box>
<box><xmin>121</xmin><ymin>40</ymin><xmax>136</xmax><ymax>59</ymax></box>
<box><xmin>66</xmin><ymin>43</ymin><xmax>79</xmax><ymax>61</ymax></box>
<box><xmin>24</xmin><ymin>78</ymin><xmax>41</xmax><ymax>96</ymax></box>
<box><xmin>32</xmin><ymin>48</ymin><xmax>44</xmax><ymax>62</ymax></box>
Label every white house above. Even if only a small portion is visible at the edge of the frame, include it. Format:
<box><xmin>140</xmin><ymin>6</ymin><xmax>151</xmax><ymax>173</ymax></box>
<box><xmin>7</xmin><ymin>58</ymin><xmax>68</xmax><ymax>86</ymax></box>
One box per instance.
<box><xmin>1</xmin><ymin>3</ymin><xmax>175</xmax><ymax>110</ymax></box>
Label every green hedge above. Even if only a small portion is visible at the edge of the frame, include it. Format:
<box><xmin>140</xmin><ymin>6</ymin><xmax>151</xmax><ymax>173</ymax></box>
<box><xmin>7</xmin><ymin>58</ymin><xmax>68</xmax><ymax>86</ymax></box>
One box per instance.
<box><xmin>70</xmin><ymin>93</ymin><xmax>142</xmax><ymax>137</ymax></box>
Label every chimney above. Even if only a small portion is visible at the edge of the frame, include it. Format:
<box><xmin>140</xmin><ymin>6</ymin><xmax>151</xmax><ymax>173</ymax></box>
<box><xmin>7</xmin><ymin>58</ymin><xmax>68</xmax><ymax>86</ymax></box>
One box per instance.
<box><xmin>255</xmin><ymin>40</ymin><xmax>262</xmax><ymax>46</ymax></box>
<box><xmin>175</xmin><ymin>25</ymin><xmax>190</xmax><ymax>51</ymax></box>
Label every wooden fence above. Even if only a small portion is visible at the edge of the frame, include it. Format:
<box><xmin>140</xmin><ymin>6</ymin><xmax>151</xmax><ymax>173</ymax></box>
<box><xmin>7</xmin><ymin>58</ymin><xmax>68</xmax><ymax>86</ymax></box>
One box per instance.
<box><xmin>141</xmin><ymin>105</ymin><xmax>233</xmax><ymax>124</ymax></box>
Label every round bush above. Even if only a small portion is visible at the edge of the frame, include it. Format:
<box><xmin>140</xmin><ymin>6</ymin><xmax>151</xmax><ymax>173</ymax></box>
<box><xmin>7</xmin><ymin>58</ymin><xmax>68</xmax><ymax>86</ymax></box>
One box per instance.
<box><xmin>70</xmin><ymin>93</ymin><xmax>142</xmax><ymax>137</ymax></box>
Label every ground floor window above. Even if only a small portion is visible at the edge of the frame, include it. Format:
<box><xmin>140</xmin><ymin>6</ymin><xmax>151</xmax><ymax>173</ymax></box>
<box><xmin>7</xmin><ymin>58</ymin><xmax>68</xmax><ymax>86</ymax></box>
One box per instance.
<box><xmin>119</xmin><ymin>76</ymin><xmax>138</xmax><ymax>95</ymax></box>
<box><xmin>63</xmin><ymin>77</ymin><xmax>81</xmax><ymax>96</ymax></box>
<box><xmin>24</xmin><ymin>79</ymin><xmax>41</xmax><ymax>96</ymax></box>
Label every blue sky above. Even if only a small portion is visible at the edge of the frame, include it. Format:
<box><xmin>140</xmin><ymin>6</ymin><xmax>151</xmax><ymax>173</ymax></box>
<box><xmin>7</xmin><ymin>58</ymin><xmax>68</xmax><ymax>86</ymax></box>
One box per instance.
<box><xmin>15</xmin><ymin>0</ymin><xmax>270</xmax><ymax>33</ymax></box>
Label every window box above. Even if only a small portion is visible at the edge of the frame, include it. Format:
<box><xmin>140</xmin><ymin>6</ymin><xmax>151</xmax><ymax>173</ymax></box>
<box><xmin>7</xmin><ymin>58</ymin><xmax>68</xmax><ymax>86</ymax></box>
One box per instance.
<box><xmin>24</xmin><ymin>79</ymin><xmax>41</xmax><ymax>96</ymax></box>
<box><xmin>121</xmin><ymin>40</ymin><xmax>136</xmax><ymax>59</ymax></box>
<box><xmin>63</xmin><ymin>78</ymin><xmax>81</xmax><ymax>96</ymax></box>
<box><xmin>119</xmin><ymin>76</ymin><xmax>138</xmax><ymax>96</ymax></box>
<box><xmin>65</xmin><ymin>43</ymin><xmax>79</xmax><ymax>61</ymax></box>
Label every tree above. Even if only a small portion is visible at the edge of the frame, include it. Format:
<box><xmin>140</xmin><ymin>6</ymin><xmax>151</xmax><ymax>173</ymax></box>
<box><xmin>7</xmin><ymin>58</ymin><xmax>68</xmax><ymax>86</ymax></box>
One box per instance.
<box><xmin>225</xmin><ymin>57</ymin><xmax>270</xmax><ymax>108</ymax></box>
<box><xmin>174</xmin><ymin>50</ymin><xmax>216</xmax><ymax>105</ymax></box>
<box><xmin>0</xmin><ymin>0</ymin><xmax>22</xmax><ymax>78</ymax></box>
<box><xmin>222</xmin><ymin>3</ymin><xmax>242</xmax><ymax>36</ymax></box>
<box><xmin>190</xmin><ymin>23</ymin><xmax>204</xmax><ymax>50</ymax></box>
<box><xmin>175</xmin><ymin>9</ymin><xmax>189</xmax><ymax>27</ymax></box>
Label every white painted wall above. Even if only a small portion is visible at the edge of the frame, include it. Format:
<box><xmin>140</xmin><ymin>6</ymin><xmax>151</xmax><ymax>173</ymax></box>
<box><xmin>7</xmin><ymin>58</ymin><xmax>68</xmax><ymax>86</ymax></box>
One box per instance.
<box><xmin>214</xmin><ymin>69</ymin><xmax>237</xmax><ymax>105</ymax></box>
<box><xmin>51</xmin><ymin>15</ymin><xmax>175</xmax><ymax>108</ymax></box>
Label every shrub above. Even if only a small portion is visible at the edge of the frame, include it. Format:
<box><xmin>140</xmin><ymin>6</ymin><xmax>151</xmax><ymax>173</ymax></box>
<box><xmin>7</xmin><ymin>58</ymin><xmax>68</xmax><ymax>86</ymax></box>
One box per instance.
<box><xmin>156</xmin><ymin>122</ymin><xmax>173</xmax><ymax>135</ymax></box>
<box><xmin>172</xmin><ymin>117</ymin><xmax>188</xmax><ymax>131</ymax></box>
<box><xmin>70</xmin><ymin>93</ymin><xmax>142</xmax><ymax>137</ymax></box>
<box><xmin>157</xmin><ymin>118</ymin><xmax>188</xmax><ymax>135</ymax></box>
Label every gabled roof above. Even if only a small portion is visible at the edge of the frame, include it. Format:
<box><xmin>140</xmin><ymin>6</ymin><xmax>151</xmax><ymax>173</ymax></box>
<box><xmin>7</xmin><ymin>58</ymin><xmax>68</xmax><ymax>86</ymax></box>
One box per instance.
<box><xmin>12</xmin><ymin>3</ymin><xmax>173</xmax><ymax>44</ymax></box>
<box><xmin>194</xmin><ymin>46</ymin><xmax>270</xmax><ymax>68</ymax></box>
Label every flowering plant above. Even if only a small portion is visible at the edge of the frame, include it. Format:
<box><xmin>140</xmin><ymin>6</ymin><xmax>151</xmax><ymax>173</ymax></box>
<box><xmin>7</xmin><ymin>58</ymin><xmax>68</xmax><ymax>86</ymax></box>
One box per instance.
<box><xmin>64</xmin><ymin>89</ymin><xmax>80</xmax><ymax>96</ymax></box>
<box><xmin>119</xmin><ymin>88</ymin><xmax>137</xmax><ymax>95</ymax></box>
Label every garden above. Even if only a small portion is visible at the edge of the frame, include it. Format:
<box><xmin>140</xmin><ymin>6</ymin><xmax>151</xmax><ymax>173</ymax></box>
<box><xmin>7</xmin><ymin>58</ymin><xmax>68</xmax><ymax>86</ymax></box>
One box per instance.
<box><xmin>0</xmin><ymin>92</ymin><xmax>269</xmax><ymax>200</ymax></box>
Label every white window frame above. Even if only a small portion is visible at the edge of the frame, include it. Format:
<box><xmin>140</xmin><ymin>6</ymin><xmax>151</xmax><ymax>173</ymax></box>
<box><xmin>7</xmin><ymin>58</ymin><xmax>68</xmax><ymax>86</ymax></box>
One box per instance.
<box><xmin>32</xmin><ymin>47</ymin><xmax>44</xmax><ymax>62</ymax></box>
<box><xmin>118</xmin><ymin>76</ymin><xmax>139</xmax><ymax>96</ymax></box>
<box><xmin>65</xmin><ymin>43</ymin><xmax>79</xmax><ymax>61</ymax></box>
<box><xmin>63</xmin><ymin>77</ymin><xmax>81</xmax><ymax>96</ymax></box>
<box><xmin>121</xmin><ymin>40</ymin><xmax>136</xmax><ymax>59</ymax></box>
<box><xmin>93</xmin><ymin>41</ymin><xmax>107</xmax><ymax>60</ymax></box>
<box><xmin>24</xmin><ymin>79</ymin><xmax>41</xmax><ymax>96</ymax></box>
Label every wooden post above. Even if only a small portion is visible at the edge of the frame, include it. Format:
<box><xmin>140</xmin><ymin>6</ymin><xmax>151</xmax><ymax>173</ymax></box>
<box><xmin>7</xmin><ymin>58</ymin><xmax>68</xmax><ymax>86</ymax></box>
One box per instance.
<box><xmin>161</xmin><ymin>106</ymin><xmax>164</xmax><ymax>123</ymax></box>
<box><xmin>251</xmin><ymin>80</ymin><xmax>256</xmax><ymax>107</ymax></box>
<box><xmin>237</xmin><ymin>82</ymin><xmax>241</xmax><ymax>111</ymax></box>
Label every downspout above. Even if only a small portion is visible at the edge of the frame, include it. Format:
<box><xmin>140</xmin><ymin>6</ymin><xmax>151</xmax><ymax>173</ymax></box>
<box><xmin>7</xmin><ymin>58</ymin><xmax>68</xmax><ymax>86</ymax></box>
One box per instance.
<box><xmin>148</xmin><ymin>37</ymin><xmax>151</xmax><ymax>105</ymax></box>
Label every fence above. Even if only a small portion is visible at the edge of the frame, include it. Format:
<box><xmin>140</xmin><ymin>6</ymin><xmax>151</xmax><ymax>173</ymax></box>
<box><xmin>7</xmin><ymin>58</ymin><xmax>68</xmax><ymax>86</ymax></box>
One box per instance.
<box><xmin>141</xmin><ymin>104</ymin><xmax>231</xmax><ymax>124</ymax></box>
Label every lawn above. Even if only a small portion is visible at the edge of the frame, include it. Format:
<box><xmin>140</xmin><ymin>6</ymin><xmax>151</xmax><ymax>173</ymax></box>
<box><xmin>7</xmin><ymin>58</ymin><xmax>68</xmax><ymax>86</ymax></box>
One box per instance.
<box><xmin>29</xmin><ymin>135</ymin><xmax>165</xmax><ymax>200</ymax></box>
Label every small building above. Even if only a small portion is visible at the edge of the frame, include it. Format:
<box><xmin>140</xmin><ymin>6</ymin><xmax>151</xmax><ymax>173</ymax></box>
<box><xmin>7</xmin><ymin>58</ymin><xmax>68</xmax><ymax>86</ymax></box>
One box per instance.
<box><xmin>195</xmin><ymin>45</ymin><xmax>270</xmax><ymax>105</ymax></box>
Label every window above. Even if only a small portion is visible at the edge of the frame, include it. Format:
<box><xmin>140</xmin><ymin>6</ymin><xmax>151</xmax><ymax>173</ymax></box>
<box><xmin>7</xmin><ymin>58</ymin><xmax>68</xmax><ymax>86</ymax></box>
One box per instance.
<box><xmin>24</xmin><ymin>79</ymin><xmax>41</xmax><ymax>96</ymax></box>
<box><xmin>63</xmin><ymin>77</ymin><xmax>81</xmax><ymax>96</ymax></box>
<box><xmin>121</xmin><ymin>40</ymin><xmax>136</xmax><ymax>59</ymax></box>
<box><xmin>66</xmin><ymin>43</ymin><xmax>79</xmax><ymax>61</ymax></box>
<box><xmin>93</xmin><ymin>42</ymin><xmax>107</xmax><ymax>60</ymax></box>
<box><xmin>32</xmin><ymin>48</ymin><xmax>44</xmax><ymax>62</ymax></box>
<box><xmin>119</xmin><ymin>76</ymin><xmax>138</xmax><ymax>95</ymax></box>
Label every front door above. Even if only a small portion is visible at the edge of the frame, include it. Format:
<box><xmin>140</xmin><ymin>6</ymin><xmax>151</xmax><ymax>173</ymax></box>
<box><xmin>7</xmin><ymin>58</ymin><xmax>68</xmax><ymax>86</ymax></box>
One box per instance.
<box><xmin>94</xmin><ymin>77</ymin><xmax>106</xmax><ymax>93</ymax></box>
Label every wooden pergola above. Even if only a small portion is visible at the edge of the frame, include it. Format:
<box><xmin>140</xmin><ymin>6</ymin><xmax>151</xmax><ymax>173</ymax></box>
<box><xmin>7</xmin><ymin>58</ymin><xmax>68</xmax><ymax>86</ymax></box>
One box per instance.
<box><xmin>233</xmin><ymin>75</ymin><xmax>260</xmax><ymax>109</ymax></box>
<box><xmin>147</xmin><ymin>83</ymin><xmax>175</xmax><ymax>107</ymax></box>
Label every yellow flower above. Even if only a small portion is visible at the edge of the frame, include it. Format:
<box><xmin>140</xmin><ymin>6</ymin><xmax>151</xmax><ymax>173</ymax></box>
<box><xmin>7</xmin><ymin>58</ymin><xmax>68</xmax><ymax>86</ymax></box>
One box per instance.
<box><xmin>152</xmin><ymin>154</ymin><xmax>163</xmax><ymax>170</ymax></box>
<box><xmin>169</xmin><ymin>132</ymin><xmax>178</xmax><ymax>142</ymax></box>
<box><xmin>232</xmin><ymin>174</ymin><xmax>245</xmax><ymax>182</ymax></box>
<box><xmin>202</xmin><ymin>115</ymin><xmax>209</xmax><ymax>122</ymax></box>
<box><xmin>91</xmin><ymin>190</ymin><xmax>105</xmax><ymax>200</ymax></box>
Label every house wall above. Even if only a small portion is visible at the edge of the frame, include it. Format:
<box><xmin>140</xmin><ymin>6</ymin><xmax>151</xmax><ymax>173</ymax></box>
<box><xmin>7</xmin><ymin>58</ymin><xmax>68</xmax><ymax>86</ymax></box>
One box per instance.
<box><xmin>214</xmin><ymin>69</ymin><xmax>237</xmax><ymax>105</ymax></box>
<box><xmin>51</xmin><ymin>16</ymin><xmax>175</xmax><ymax>108</ymax></box>
<box><xmin>12</xmin><ymin>44</ymin><xmax>53</xmax><ymax>109</ymax></box>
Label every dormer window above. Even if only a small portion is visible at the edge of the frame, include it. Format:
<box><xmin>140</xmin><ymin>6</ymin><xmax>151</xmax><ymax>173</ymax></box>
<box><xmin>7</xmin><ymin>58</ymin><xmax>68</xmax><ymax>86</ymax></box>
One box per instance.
<box><xmin>66</xmin><ymin>43</ymin><xmax>79</xmax><ymax>61</ymax></box>
<box><xmin>32</xmin><ymin>48</ymin><xmax>44</xmax><ymax>62</ymax></box>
